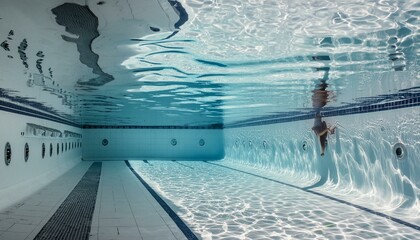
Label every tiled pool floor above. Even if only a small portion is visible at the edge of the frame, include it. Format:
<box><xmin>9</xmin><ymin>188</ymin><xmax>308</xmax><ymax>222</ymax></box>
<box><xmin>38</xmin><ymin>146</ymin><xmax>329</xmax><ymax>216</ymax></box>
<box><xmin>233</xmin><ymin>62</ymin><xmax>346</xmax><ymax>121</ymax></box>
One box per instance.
<box><xmin>0</xmin><ymin>161</ymin><xmax>187</xmax><ymax>240</ymax></box>
<box><xmin>1</xmin><ymin>160</ymin><xmax>419</xmax><ymax>240</ymax></box>
<box><xmin>130</xmin><ymin>160</ymin><xmax>420</xmax><ymax>239</ymax></box>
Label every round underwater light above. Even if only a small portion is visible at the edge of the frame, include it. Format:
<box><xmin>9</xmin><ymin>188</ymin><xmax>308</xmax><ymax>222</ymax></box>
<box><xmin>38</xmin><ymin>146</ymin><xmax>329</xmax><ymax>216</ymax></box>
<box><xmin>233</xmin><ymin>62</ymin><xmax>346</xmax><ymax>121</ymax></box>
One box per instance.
<box><xmin>171</xmin><ymin>138</ymin><xmax>177</xmax><ymax>146</ymax></box>
<box><xmin>393</xmin><ymin>142</ymin><xmax>406</xmax><ymax>160</ymax></box>
<box><xmin>102</xmin><ymin>139</ymin><xmax>109</xmax><ymax>146</ymax></box>
<box><xmin>199</xmin><ymin>139</ymin><xmax>205</xmax><ymax>146</ymax></box>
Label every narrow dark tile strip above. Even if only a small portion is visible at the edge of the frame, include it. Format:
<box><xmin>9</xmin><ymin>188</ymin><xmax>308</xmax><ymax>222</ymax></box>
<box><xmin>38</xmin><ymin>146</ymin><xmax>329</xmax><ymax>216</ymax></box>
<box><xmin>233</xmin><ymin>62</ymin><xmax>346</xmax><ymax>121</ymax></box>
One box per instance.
<box><xmin>34</xmin><ymin>162</ymin><xmax>102</xmax><ymax>240</ymax></box>
<box><xmin>171</xmin><ymin>160</ymin><xmax>194</xmax><ymax>169</ymax></box>
<box><xmin>0</xmin><ymin>101</ymin><xmax>80</xmax><ymax>127</ymax></box>
<box><xmin>204</xmin><ymin>161</ymin><xmax>420</xmax><ymax>232</ymax></box>
<box><xmin>125</xmin><ymin>160</ymin><xmax>199</xmax><ymax>240</ymax></box>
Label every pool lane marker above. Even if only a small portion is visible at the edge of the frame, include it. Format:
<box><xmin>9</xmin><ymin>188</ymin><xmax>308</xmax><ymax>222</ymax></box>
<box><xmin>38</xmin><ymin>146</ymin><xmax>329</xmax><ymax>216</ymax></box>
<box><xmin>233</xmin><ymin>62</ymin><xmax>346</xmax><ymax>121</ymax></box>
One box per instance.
<box><xmin>171</xmin><ymin>160</ymin><xmax>194</xmax><ymax>169</ymax></box>
<box><xmin>204</xmin><ymin>161</ymin><xmax>420</xmax><ymax>232</ymax></box>
<box><xmin>125</xmin><ymin>160</ymin><xmax>199</xmax><ymax>240</ymax></box>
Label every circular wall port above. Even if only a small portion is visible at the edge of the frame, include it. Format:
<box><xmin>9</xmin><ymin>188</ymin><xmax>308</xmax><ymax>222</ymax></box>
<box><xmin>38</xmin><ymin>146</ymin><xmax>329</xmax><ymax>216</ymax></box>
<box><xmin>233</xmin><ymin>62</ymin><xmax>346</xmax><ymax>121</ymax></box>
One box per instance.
<box><xmin>57</xmin><ymin>143</ymin><xmax>60</xmax><ymax>155</ymax></box>
<box><xmin>62</xmin><ymin>143</ymin><xmax>64</xmax><ymax>152</ymax></box>
<box><xmin>24</xmin><ymin>143</ymin><xmax>29</xmax><ymax>162</ymax></box>
<box><xmin>393</xmin><ymin>143</ymin><xmax>406</xmax><ymax>160</ymax></box>
<box><xmin>171</xmin><ymin>138</ymin><xmax>177</xmax><ymax>146</ymax></box>
<box><xmin>199</xmin><ymin>139</ymin><xmax>205</xmax><ymax>146</ymax></box>
<box><xmin>4</xmin><ymin>142</ymin><xmax>11</xmax><ymax>166</ymax></box>
<box><xmin>49</xmin><ymin>143</ymin><xmax>53</xmax><ymax>157</ymax></box>
<box><xmin>263</xmin><ymin>141</ymin><xmax>268</xmax><ymax>149</ymax></box>
<box><xmin>102</xmin><ymin>139</ymin><xmax>109</xmax><ymax>146</ymax></box>
<box><xmin>42</xmin><ymin>143</ymin><xmax>46</xmax><ymax>158</ymax></box>
<box><xmin>302</xmin><ymin>140</ymin><xmax>308</xmax><ymax>151</ymax></box>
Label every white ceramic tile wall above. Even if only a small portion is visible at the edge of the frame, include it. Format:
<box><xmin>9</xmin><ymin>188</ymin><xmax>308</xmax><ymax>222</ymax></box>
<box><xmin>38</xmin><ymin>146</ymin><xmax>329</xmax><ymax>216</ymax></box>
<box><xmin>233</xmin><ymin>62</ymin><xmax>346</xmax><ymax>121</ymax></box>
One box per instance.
<box><xmin>0</xmin><ymin>111</ymin><xmax>82</xmax><ymax>210</ymax></box>
<box><xmin>83</xmin><ymin>129</ymin><xmax>224</xmax><ymax>161</ymax></box>
<box><xmin>223</xmin><ymin>106</ymin><xmax>420</xmax><ymax>209</ymax></box>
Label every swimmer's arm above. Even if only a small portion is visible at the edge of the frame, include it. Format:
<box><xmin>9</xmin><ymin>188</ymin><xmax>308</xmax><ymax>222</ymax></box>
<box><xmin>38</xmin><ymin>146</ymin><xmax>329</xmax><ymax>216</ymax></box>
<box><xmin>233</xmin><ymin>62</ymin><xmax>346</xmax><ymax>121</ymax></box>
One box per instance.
<box><xmin>316</xmin><ymin>129</ymin><xmax>329</xmax><ymax>136</ymax></box>
<box><xmin>316</xmin><ymin>126</ymin><xmax>336</xmax><ymax>136</ymax></box>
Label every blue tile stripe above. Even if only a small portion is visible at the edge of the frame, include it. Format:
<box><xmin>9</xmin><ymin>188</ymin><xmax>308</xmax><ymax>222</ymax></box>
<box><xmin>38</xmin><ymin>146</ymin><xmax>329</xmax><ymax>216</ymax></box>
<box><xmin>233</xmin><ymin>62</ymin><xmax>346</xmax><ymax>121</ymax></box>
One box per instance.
<box><xmin>226</xmin><ymin>94</ymin><xmax>420</xmax><ymax>128</ymax></box>
<box><xmin>124</xmin><ymin>160</ymin><xmax>199</xmax><ymax>240</ymax></box>
<box><xmin>83</xmin><ymin>124</ymin><xmax>223</xmax><ymax>129</ymax></box>
<box><xmin>0</xmin><ymin>100</ymin><xmax>80</xmax><ymax>127</ymax></box>
<box><xmin>204</xmin><ymin>161</ymin><xmax>420</xmax><ymax>232</ymax></box>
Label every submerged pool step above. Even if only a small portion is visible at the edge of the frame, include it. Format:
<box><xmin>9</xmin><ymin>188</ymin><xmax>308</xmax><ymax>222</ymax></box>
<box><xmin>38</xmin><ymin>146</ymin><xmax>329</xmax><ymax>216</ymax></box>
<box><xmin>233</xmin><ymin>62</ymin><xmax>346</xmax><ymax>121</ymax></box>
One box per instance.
<box><xmin>33</xmin><ymin>162</ymin><xmax>102</xmax><ymax>240</ymax></box>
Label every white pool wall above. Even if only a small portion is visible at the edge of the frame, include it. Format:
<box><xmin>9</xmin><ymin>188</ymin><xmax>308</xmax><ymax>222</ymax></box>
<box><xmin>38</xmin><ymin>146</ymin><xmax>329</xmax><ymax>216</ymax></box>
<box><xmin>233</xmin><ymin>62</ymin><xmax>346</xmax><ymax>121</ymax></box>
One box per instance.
<box><xmin>223</xmin><ymin>106</ymin><xmax>420</xmax><ymax>213</ymax></box>
<box><xmin>0</xmin><ymin>111</ymin><xmax>82</xmax><ymax>210</ymax></box>
<box><xmin>82</xmin><ymin>128</ymin><xmax>224</xmax><ymax>161</ymax></box>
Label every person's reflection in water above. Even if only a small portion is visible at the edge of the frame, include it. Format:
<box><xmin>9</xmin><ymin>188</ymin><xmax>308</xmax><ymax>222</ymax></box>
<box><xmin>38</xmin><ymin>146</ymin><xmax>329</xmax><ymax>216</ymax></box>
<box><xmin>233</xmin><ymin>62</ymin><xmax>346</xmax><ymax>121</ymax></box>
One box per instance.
<box><xmin>311</xmin><ymin>68</ymin><xmax>336</xmax><ymax>156</ymax></box>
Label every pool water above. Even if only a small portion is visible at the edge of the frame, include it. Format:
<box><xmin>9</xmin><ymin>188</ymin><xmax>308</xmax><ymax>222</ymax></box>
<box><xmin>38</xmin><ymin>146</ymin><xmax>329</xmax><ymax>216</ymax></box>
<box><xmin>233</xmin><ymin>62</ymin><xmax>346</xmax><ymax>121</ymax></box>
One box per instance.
<box><xmin>0</xmin><ymin>0</ymin><xmax>419</xmax><ymax>239</ymax></box>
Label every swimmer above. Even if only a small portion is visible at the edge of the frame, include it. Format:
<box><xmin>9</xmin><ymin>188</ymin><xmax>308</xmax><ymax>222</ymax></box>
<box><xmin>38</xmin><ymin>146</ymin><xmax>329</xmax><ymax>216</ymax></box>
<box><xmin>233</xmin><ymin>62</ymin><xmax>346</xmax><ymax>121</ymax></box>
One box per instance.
<box><xmin>312</xmin><ymin>114</ymin><xmax>336</xmax><ymax>156</ymax></box>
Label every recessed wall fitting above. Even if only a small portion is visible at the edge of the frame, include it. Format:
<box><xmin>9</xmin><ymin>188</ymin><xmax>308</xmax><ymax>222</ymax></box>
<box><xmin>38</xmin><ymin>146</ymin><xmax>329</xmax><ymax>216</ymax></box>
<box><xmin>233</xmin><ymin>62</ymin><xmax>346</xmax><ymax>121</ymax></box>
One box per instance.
<box><xmin>42</xmin><ymin>143</ymin><xmax>46</xmax><ymax>158</ymax></box>
<box><xmin>302</xmin><ymin>140</ymin><xmax>308</xmax><ymax>151</ymax></box>
<box><xmin>393</xmin><ymin>142</ymin><xmax>406</xmax><ymax>160</ymax></box>
<box><xmin>4</xmin><ymin>142</ymin><xmax>11</xmax><ymax>166</ymax></box>
<box><xmin>171</xmin><ymin>138</ymin><xmax>177</xmax><ymax>146</ymax></box>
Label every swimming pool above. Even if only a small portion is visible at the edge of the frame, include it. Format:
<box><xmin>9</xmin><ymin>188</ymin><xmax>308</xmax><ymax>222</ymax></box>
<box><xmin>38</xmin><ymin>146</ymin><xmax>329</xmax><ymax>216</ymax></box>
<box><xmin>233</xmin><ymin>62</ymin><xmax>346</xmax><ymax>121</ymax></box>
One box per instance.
<box><xmin>0</xmin><ymin>0</ymin><xmax>419</xmax><ymax>239</ymax></box>
<box><xmin>128</xmin><ymin>107</ymin><xmax>419</xmax><ymax>239</ymax></box>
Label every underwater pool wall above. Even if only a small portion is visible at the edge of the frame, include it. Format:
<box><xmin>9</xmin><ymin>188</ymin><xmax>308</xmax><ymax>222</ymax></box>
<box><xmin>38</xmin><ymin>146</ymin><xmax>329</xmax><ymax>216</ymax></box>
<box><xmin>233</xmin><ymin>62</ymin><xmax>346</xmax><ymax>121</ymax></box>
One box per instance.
<box><xmin>82</xmin><ymin>128</ymin><xmax>224</xmax><ymax>161</ymax></box>
<box><xmin>0</xmin><ymin>110</ymin><xmax>82</xmax><ymax>210</ymax></box>
<box><xmin>223</xmin><ymin>106</ymin><xmax>419</xmax><ymax>214</ymax></box>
